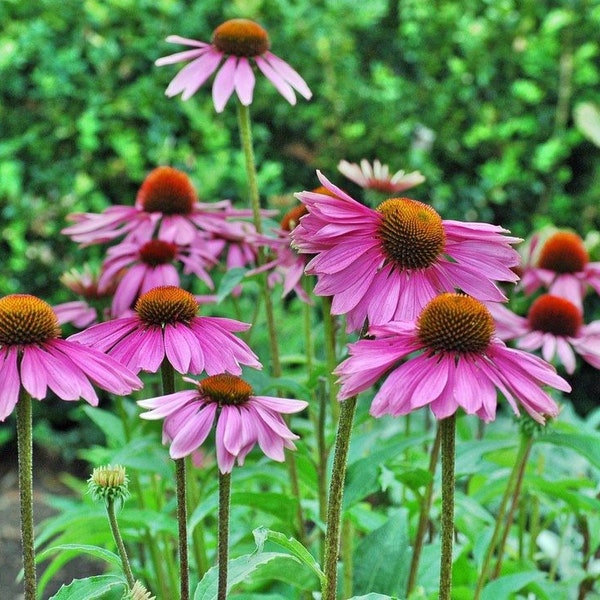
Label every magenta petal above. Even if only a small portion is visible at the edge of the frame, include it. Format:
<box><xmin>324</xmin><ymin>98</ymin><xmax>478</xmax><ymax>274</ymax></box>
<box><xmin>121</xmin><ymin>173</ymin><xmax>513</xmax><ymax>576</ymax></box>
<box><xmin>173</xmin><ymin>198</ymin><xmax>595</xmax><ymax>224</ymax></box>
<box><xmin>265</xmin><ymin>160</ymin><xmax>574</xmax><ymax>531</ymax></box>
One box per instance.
<box><xmin>220</xmin><ymin>405</ymin><xmax>244</xmax><ymax>455</ymax></box>
<box><xmin>0</xmin><ymin>348</ymin><xmax>21</xmax><ymax>421</ymax></box>
<box><xmin>164</xmin><ymin>323</ymin><xmax>192</xmax><ymax>373</ymax></box>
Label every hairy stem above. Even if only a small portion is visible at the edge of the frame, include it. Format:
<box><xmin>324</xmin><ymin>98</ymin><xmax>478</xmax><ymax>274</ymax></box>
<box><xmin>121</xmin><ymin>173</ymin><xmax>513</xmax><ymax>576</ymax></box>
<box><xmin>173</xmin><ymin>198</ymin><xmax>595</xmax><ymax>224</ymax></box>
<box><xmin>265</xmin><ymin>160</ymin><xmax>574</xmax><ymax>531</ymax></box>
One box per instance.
<box><xmin>218</xmin><ymin>471</ymin><xmax>232</xmax><ymax>600</ymax></box>
<box><xmin>16</xmin><ymin>391</ymin><xmax>36</xmax><ymax>600</ymax></box>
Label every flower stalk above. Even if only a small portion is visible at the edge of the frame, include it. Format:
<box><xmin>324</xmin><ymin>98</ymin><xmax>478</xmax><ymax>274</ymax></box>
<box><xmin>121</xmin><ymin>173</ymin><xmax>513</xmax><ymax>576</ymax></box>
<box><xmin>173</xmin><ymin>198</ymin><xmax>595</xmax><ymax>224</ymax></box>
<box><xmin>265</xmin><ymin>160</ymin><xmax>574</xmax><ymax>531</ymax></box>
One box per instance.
<box><xmin>161</xmin><ymin>359</ymin><xmax>189</xmax><ymax>600</ymax></box>
<box><xmin>218</xmin><ymin>470</ymin><xmax>232</xmax><ymax>600</ymax></box>
<box><xmin>439</xmin><ymin>413</ymin><xmax>457</xmax><ymax>600</ymax></box>
<box><xmin>16</xmin><ymin>391</ymin><xmax>36</xmax><ymax>600</ymax></box>
<box><xmin>322</xmin><ymin>395</ymin><xmax>358</xmax><ymax>600</ymax></box>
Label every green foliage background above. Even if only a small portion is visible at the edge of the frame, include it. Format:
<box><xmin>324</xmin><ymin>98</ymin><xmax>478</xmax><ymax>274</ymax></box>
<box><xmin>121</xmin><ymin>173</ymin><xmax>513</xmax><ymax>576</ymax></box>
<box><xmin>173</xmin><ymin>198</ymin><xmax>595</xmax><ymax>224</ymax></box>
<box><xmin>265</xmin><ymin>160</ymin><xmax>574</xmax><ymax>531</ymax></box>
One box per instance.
<box><xmin>1</xmin><ymin>0</ymin><xmax>600</xmax><ymax>299</ymax></box>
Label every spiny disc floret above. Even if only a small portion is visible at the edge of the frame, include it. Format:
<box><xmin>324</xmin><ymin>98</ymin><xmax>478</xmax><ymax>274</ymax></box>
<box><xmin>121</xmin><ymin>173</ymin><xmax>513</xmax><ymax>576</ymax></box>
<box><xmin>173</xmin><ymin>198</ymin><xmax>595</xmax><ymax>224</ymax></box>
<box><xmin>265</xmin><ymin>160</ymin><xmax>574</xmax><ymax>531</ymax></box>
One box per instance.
<box><xmin>138</xmin><ymin>167</ymin><xmax>196</xmax><ymax>215</ymax></box>
<box><xmin>538</xmin><ymin>231</ymin><xmax>588</xmax><ymax>273</ymax></box>
<box><xmin>528</xmin><ymin>294</ymin><xmax>582</xmax><ymax>337</ymax></box>
<box><xmin>418</xmin><ymin>293</ymin><xmax>495</xmax><ymax>354</ymax></box>
<box><xmin>0</xmin><ymin>294</ymin><xmax>61</xmax><ymax>345</ymax></box>
<box><xmin>377</xmin><ymin>198</ymin><xmax>446</xmax><ymax>270</ymax></box>
<box><xmin>135</xmin><ymin>286</ymin><xmax>198</xmax><ymax>326</ymax></box>
<box><xmin>212</xmin><ymin>19</ymin><xmax>270</xmax><ymax>57</ymax></box>
<box><xmin>199</xmin><ymin>373</ymin><xmax>253</xmax><ymax>406</ymax></box>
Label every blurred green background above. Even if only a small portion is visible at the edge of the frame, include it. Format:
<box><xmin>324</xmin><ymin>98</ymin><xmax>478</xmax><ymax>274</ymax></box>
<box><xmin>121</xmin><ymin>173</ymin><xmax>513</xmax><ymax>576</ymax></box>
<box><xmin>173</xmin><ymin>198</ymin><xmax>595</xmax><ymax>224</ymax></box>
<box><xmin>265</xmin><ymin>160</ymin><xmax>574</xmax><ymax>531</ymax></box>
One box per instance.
<box><xmin>1</xmin><ymin>0</ymin><xmax>600</xmax><ymax>300</ymax></box>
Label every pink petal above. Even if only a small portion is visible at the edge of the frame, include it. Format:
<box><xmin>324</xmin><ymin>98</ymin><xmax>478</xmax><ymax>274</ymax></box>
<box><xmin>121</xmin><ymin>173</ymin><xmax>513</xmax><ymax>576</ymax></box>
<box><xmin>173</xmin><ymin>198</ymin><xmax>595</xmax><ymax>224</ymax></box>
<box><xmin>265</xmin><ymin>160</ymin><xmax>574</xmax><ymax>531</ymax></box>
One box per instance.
<box><xmin>0</xmin><ymin>348</ymin><xmax>21</xmax><ymax>421</ymax></box>
<box><xmin>212</xmin><ymin>55</ymin><xmax>237</xmax><ymax>112</ymax></box>
<box><xmin>234</xmin><ymin>57</ymin><xmax>255</xmax><ymax>106</ymax></box>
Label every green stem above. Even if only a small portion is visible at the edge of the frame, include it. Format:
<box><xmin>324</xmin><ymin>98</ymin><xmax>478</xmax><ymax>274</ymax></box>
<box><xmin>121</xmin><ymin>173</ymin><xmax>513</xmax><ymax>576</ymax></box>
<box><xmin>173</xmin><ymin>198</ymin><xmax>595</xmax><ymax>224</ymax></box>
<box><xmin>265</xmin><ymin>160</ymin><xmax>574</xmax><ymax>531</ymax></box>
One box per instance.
<box><xmin>473</xmin><ymin>433</ymin><xmax>532</xmax><ymax>599</ymax></box>
<box><xmin>439</xmin><ymin>414</ymin><xmax>457</xmax><ymax>600</ymax></box>
<box><xmin>341</xmin><ymin>517</ymin><xmax>354</xmax><ymax>599</ymax></box>
<box><xmin>161</xmin><ymin>359</ymin><xmax>189</xmax><ymax>600</ymax></box>
<box><xmin>236</xmin><ymin>101</ymin><xmax>281</xmax><ymax>377</ymax></box>
<box><xmin>406</xmin><ymin>423</ymin><xmax>441</xmax><ymax>596</ymax></box>
<box><xmin>218</xmin><ymin>471</ymin><xmax>232</xmax><ymax>600</ymax></box>
<box><xmin>321</xmin><ymin>296</ymin><xmax>339</xmax><ymax>420</ymax></box>
<box><xmin>491</xmin><ymin>436</ymin><xmax>534</xmax><ymax>579</ymax></box>
<box><xmin>185</xmin><ymin>457</ymin><xmax>210</xmax><ymax>578</ymax></box>
<box><xmin>236</xmin><ymin>100</ymin><xmax>306</xmax><ymax>543</ymax></box>
<box><xmin>106</xmin><ymin>497</ymin><xmax>135</xmax><ymax>588</ymax></box>
<box><xmin>16</xmin><ymin>391</ymin><xmax>36</xmax><ymax>600</ymax></box>
<box><xmin>322</xmin><ymin>395</ymin><xmax>358</xmax><ymax>600</ymax></box>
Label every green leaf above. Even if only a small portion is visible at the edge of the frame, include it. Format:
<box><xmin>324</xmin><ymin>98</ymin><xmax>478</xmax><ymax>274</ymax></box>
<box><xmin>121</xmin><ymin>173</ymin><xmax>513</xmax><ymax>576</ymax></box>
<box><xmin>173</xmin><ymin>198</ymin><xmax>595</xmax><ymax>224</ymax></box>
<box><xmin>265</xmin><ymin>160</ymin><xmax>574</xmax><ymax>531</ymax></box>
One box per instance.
<box><xmin>353</xmin><ymin>509</ymin><xmax>411</xmax><ymax>597</ymax></box>
<box><xmin>540</xmin><ymin>430</ymin><xmax>600</xmax><ymax>470</ymax></box>
<box><xmin>49</xmin><ymin>575</ymin><xmax>126</xmax><ymax>600</ymax></box>
<box><xmin>231</xmin><ymin>493</ymin><xmax>299</xmax><ymax>525</ymax></box>
<box><xmin>253</xmin><ymin>527</ymin><xmax>325</xmax><ymax>584</ymax></box>
<box><xmin>216</xmin><ymin>268</ymin><xmax>248</xmax><ymax>303</ymax></box>
<box><xmin>36</xmin><ymin>544</ymin><xmax>122</xmax><ymax>570</ymax></box>
<box><xmin>480</xmin><ymin>571</ymin><xmax>546</xmax><ymax>600</ymax></box>
<box><xmin>82</xmin><ymin>406</ymin><xmax>126</xmax><ymax>448</ymax></box>
<box><xmin>348</xmin><ymin>595</ymin><xmax>399</xmax><ymax>600</ymax></box>
<box><xmin>193</xmin><ymin>552</ymin><xmax>301</xmax><ymax>600</ymax></box>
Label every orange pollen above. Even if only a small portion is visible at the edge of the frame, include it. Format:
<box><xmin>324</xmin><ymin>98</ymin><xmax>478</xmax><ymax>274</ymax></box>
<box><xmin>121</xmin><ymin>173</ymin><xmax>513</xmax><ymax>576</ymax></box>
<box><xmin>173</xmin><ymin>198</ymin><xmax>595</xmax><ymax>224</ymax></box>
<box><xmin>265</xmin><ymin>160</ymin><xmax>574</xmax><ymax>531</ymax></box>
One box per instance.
<box><xmin>528</xmin><ymin>294</ymin><xmax>582</xmax><ymax>337</ymax></box>
<box><xmin>281</xmin><ymin>204</ymin><xmax>308</xmax><ymax>231</ymax></box>
<box><xmin>537</xmin><ymin>231</ymin><xmax>588</xmax><ymax>273</ymax></box>
<box><xmin>137</xmin><ymin>167</ymin><xmax>196</xmax><ymax>215</ymax></box>
<box><xmin>0</xmin><ymin>294</ymin><xmax>61</xmax><ymax>345</ymax></box>
<box><xmin>135</xmin><ymin>286</ymin><xmax>198</xmax><ymax>326</ymax></box>
<box><xmin>417</xmin><ymin>293</ymin><xmax>495</xmax><ymax>354</ymax></box>
<box><xmin>199</xmin><ymin>373</ymin><xmax>253</xmax><ymax>406</ymax></box>
<box><xmin>212</xmin><ymin>19</ymin><xmax>270</xmax><ymax>57</ymax></box>
<box><xmin>376</xmin><ymin>198</ymin><xmax>446</xmax><ymax>270</ymax></box>
<box><xmin>139</xmin><ymin>240</ymin><xmax>178</xmax><ymax>266</ymax></box>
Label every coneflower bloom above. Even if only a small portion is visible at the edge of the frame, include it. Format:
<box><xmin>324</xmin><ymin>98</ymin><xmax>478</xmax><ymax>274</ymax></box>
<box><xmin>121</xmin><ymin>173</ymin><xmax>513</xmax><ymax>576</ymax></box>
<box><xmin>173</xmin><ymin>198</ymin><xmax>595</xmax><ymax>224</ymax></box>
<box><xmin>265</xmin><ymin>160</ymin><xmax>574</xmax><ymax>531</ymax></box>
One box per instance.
<box><xmin>487</xmin><ymin>295</ymin><xmax>600</xmax><ymax>374</ymax></box>
<box><xmin>521</xmin><ymin>231</ymin><xmax>600</xmax><ymax>309</ymax></box>
<box><xmin>335</xmin><ymin>293</ymin><xmax>570</xmax><ymax>423</ymax></box>
<box><xmin>138</xmin><ymin>373</ymin><xmax>308</xmax><ymax>473</ymax></box>
<box><xmin>292</xmin><ymin>171</ymin><xmax>521</xmax><ymax>331</ymax></box>
<box><xmin>338</xmin><ymin>159</ymin><xmax>425</xmax><ymax>194</ymax></box>
<box><xmin>62</xmin><ymin>166</ymin><xmax>250</xmax><ymax>246</ymax></box>
<box><xmin>70</xmin><ymin>286</ymin><xmax>260</xmax><ymax>375</ymax></box>
<box><xmin>249</xmin><ymin>203</ymin><xmax>312</xmax><ymax>303</ymax></box>
<box><xmin>98</xmin><ymin>237</ymin><xmax>218</xmax><ymax>317</ymax></box>
<box><xmin>0</xmin><ymin>294</ymin><xmax>142</xmax><ymax>421</ymax></box>
<box><xmin>156</xmin><ymin>18</ymin><xmax>312</xmax><ymax>112</ymax></box>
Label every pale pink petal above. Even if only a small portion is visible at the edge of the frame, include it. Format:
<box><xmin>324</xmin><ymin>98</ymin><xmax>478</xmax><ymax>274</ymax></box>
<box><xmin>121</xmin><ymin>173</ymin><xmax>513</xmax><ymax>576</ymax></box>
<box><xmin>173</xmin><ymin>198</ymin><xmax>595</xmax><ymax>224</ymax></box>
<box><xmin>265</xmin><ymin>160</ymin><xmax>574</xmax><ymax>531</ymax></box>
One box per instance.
<box><xmin>254</xmin><ymin>55</ymin><xmax>296</xmax><ymax>104</ymax></box>
<box><xmin>212</xmin><ymin>55</ymin><xmax>237</xmax><ymax>112</ymax></box>
<box><xmin>164</xmin><ymin>323</ymin><xmax>193</xmax><ymax>373</ymax></box>
<box><xmin>234</xmin><ymin>57</ymin><xmax>255</xmax><ymax>105</ymax></box>
<box><xmin>169</xmin><ymin>403</ymin><xmax>217</xmax><ymax>459</ymax></box>
<box><xmin>138</xmin><ymin>390</ymin><xmax>199</xmax><ymax>418</ymax></box>
<box><xmin>261</xmin><ymin>52</ymin><xmax>312</xmax><ymax>99</ymax></box>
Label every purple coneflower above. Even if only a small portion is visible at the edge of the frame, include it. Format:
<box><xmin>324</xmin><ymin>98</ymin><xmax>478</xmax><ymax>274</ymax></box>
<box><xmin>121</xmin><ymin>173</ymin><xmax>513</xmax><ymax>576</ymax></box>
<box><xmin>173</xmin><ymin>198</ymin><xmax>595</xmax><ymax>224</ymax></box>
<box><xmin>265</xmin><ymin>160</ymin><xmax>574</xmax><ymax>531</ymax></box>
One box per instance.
<box><xmin>70</xmin><ymin>286</ymin><xmax>260</xmax><ymax>376</ymax></box>
<box><xmin>521</xmin><ymin>231</ymin><xmax>600</xmax><ymax>309</ymax></box>
<box><xmin>138</xmin><ymin>373</ymin><xmax>307</xmax><ymax>473</ymax></box>
<box><xmin>338</xmin><ymin>159</ymin><xmax>425</xmax><ymax>194</ymax></box>
<box><xmin>0</xmin><ymin>294</ymin><xmax>142</xmax><ymax>421</ymax></box>
<box><xmin>98</xmin><ymin>237</ymin><xmax>218</xmax><ymax>317</ymax></box>
<box><xmin>249</xmin><ymin>203</ymin><xmax>312</xmax><ymax>303</ymax></box>
<box><xmin>487</xmin><ymin>294</ymin><xmax>600</xmax><ymax>374</ymax></box>
<box><xmin>63</xmin><ymin>166</ymin><xmax>249</xmax><ymax>246</ymax></box>
<box><xmin>292</xmin><ymin>171</ymin><xmax>521</xmax><ymax>331</ymax></box>
<box><xmin>335</xmin><ymin>293</ymin><xmax>570</xmax><ymax>423</ymax></box>
<box><xmin>156</xmin><ymin>18</ymin><xmax>312</xmax><ymax>112</ymax></box>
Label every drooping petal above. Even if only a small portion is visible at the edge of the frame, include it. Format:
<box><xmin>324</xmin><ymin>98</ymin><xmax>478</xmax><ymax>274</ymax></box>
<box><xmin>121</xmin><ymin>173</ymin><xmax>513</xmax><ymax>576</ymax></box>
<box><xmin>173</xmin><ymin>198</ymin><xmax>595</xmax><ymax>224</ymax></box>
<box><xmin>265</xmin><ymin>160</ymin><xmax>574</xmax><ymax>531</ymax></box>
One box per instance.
<box><xmin>212</xmin><ymin>55</ymin><xmax>238</xmax><ymax>112</ymax></box>
<box><xmin>0</xmin><ymin>348</ymin><xmax>21</xmax><ymax>421</ymax></box>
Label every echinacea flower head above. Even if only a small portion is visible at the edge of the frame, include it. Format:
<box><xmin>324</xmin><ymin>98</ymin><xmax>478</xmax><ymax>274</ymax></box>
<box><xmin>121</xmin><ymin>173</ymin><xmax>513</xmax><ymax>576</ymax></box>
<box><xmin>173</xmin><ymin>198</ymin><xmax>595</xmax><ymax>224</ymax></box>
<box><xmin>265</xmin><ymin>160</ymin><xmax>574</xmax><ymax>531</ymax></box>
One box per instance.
<box><xmin>156</xmin><ymin>18</ymin><xmax>312</xmax><ymax>112</ymax></box>
<box><xmin>487</xmin><ymin>294</ymin><xmax>600</xmax><ymax>374</ymax></box>
<box><xmin>521</xmin><ymin>230</ymin><xmax>600</xmax><ymax>308</ymax></box>
<box><xmin>63</xmin><ymin>167</ymin><xmax>244</xmax><ymax>246</ymax></box>
<box><xmin>248</xmin><ymin>203</ymin><xmax>312</xmax><ymax>303</ymax></box>
<box><xmin>70</xmin><ymin>286</ymin><xmax>260</xmax><ymax>376</ymax></box>
<box><xmin>292</xmin><ymin>171</ymin><xmax>521</xmax><ymax>331</ymax></box>
<box><xmin>99</xmin><ymin>237</ymin><xmax>218</xmax><ymax>317</ymax></box>
<box><xmin>88</xmin><ymin>464</ymin><xmax>130</xmax><ymax>504</ymax></box>
<box><xmin>338</xmin><ymin>159</ymin><xmax>425</xmax><ymax>194</ymax></box>
<box><xmin>138</xmin><ymin>373</ymin><xmax>308</xmax><ymax>473</ymax></box>
<box><xmin>335</xmin><ymin>293</ymin><xmax>570</xmax><ymax>423</ymax></box>
<box><xmin>0</xmin><ymin>294</ymin><xmax>143</xmax><ymax>421</ymax></box>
